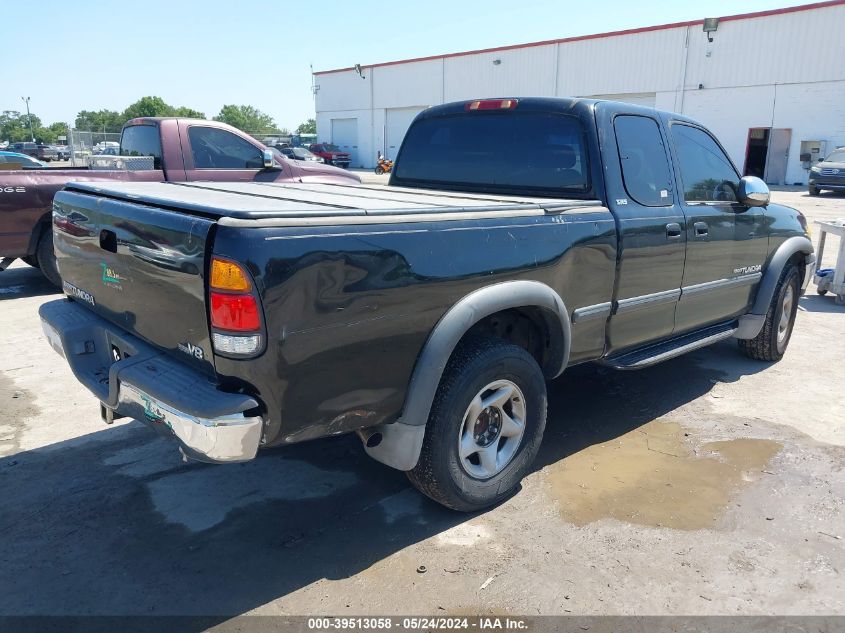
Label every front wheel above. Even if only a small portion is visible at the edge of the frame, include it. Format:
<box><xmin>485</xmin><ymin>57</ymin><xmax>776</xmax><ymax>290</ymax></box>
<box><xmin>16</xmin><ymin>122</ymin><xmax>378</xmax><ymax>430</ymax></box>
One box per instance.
<box><xmin>407</xmin><ymin>338</ymin><xmax>547</xmax><ymax>512</ymax></box>
<box><xmin>808</xmin><ymin>185</ymin><xmax>820</xmax><ymax>196</ymax></box>
<box><xmin>375</xmin><ymin>166</ymin><xmax>385</xmax><ymax>175</ymax></box>
<box><xmin>738</xmin><ymin>263</ymin><xmax>800</xmax><ymax>361</ymax></box>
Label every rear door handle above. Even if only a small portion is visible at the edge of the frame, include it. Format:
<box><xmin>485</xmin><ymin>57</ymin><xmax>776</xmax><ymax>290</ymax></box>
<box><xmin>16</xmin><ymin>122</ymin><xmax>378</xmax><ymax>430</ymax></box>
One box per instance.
<box><xmin>694</xmin><ymin>221</ymin><xmax>709</xmax><ymax>237</ymax></box>
<box><xmin>666</xmin><ymin>223</ymin><xmax>682</xmax><ymax>238</ymax></box>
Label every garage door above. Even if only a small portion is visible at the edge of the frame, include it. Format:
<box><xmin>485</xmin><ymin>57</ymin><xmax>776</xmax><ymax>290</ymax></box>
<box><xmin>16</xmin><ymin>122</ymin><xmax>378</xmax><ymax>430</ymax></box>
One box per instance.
<box><xmin>586</xmin><ymin>93</ymin><xmax>656</xmax><ymax>107</ymax></box>
<box><xmin>331</xmin><ymin>118</ymin><xmax>358</xmax><ymax>167</ymax></box>
<box><xmin>385</xmin><ymin>107</ymin><xmax>427</xmax><ymax>161</ymax></box>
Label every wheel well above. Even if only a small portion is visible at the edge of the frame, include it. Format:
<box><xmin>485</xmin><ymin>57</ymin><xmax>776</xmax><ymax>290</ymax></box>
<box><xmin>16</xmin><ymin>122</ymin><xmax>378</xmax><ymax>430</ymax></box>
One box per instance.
<box><xmin>788</xmin><ymin>251</ymin><xmax>805</xmax><ymax>279</ymax></box>
<box><xmin>462</xmin><ymin>307</ymin><xmax>556</xmax><ymax>378</ymax></box>
<box><xmin>27</xmin><ymin>213</ymin><xmax>52</xmax><ymax>256</ymax></box>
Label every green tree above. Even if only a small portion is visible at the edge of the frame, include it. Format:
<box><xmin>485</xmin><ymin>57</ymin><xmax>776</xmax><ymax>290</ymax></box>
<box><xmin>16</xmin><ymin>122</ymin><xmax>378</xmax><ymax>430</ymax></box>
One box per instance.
<box><xmin>75</xmin><ymin>109</ymin><xmax>124</xmax><ymax>133</ymax></box>
<box><xmin>121</xmin><ymin>96</ymin><xmax>175</xmax><ymax>120</ymax></box>
<box><xmin>1</xmin><ymin>110</ymin><xmax>41</xmax><ymax>142</ymax></box>
<box><xmin>295</xmin><ymin>118</ymin><xmax>316</xmax><ymax>135</ymax></box>
<box><xmin>214</xmin><ymin>104</ymin><xmax>276</xmax><ymax>134</ymax></box>
<box><xmin>172</xmin><ymin>106</ymin><xmax>205</xmax><ymax>119</ymax></box>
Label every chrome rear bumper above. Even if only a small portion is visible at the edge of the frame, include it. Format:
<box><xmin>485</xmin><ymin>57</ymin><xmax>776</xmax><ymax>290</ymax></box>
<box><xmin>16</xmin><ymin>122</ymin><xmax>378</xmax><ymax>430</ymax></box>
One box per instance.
<box><xmin>39</xmin><ymin>299</ymin><xmax>263</xmax><ymax>463</ymax></box>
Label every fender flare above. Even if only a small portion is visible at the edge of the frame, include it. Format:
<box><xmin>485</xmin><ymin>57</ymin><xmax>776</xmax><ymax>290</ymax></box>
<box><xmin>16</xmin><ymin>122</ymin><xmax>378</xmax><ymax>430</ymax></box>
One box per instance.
<box><xmin>363</xmin><ymin>280</ymin><xmax>571</xmax><ymax>471</ymax></box>
<box><xmin>26</xmin><ymin>212</ymin><xmax>52</xmax><ymax>257</ymax></box>
<box><xmin>736</xmin><ymin>235</ymin><xmax>813</xmax><ymax>339</ymax></box>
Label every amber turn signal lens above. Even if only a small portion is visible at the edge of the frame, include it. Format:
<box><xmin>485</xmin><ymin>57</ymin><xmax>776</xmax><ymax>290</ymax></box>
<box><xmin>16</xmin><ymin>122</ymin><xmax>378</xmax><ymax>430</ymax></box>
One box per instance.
<box><xmin>210</xmin><ymin>258</ymin><xmax>251</xmax><ymax>291</ymax></box>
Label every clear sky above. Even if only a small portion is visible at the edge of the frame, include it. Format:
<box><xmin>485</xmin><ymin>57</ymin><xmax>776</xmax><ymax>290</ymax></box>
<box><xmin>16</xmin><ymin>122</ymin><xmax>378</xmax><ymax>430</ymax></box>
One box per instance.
<box><xmin>3</xmin><ymin>0</ymin><xmax>812</xmax><ymax>130</ymax></box>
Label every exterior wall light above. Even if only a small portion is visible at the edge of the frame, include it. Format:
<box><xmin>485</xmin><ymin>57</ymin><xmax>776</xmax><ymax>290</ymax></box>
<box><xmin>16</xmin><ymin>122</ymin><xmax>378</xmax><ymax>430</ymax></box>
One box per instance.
<box><xmin>703</xmin><ymin>17</ymin><xmax>719</xmax><ymax>43</ymax></box>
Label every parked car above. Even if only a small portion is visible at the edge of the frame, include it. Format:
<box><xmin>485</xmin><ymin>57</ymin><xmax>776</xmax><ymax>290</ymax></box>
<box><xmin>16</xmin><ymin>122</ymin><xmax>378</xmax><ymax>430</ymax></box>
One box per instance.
<box><xmin>7</xmin><ymin>142</ymin><xmax>57</xmax><ymax>162</ymax></box>
<box><xmin>0</xmin><ymin>117</ymin><xmax>360</xmax><ymax>285</ymax></box>
<box><xmin>809</xmin><ymin>147</ymin><xmax>845</xmax><ymax>195</ymax></box>
<box><xmin>0</xmin><ymin>141</ymin><xmax>9</xmax><ymax>149</ymax></box>
<box><xmin>53</xmin><ymin>146</ymin><xmax>71</xmax><ymax>161</ymax></box>
<box><xmin>0</xmin><ymin>151</ymin><xmax>47</xmax><ymax>168</ymax></box>
<box><xmin>40</xmin><ymin>97</ymin><xmax>814</xmax><ymax>511</ymax></box>
<box><xmin>309</xmin><ymin>143</ymin><xmax>350</xmax><ymax>168</ymax></box>
<box><xmin>92</xmin><ymin>141</ymin><xmax>120</xmax><ymax>155</ymax></box>
<box><xmin>277</xmin><ymin>146</ymin><xmax>325</xmax><ymax>163</ymax></box>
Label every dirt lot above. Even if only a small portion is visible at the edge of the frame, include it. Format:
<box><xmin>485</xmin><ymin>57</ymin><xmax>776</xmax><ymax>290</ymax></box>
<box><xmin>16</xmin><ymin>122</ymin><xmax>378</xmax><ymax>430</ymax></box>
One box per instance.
<box><xmin>0</xmin><ymin>188</ymin><xmax>843</xmax><ymax>619</ymax></box>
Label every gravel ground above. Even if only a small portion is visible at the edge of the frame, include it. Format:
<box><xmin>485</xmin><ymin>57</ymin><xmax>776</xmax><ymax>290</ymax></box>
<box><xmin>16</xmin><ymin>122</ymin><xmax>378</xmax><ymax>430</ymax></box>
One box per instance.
<box><xmin>0</xmin><ymin>187</ymin><xmax>842</xmax><ymax>620</ymax></box>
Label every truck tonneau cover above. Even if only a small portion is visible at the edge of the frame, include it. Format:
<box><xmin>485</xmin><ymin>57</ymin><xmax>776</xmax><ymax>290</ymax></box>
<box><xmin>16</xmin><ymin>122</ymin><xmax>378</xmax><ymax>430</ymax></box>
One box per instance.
<box><xmin>64</xmin><ymin>180</ymin><xmax>599</xmax><ymax>220</ymax></box>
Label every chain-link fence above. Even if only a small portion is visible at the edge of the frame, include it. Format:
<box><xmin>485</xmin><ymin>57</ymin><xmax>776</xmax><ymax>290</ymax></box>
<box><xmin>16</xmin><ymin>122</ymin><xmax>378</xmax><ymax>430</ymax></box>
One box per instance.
<box><xmin>67</xmin><ymin>129</ymin><xmax>122</xmax><ymax>166</ymax></box>
<box><xmin>243</xmin><ymin>131</ymin><xmax>316</xmax><ymax>148</ymax></box>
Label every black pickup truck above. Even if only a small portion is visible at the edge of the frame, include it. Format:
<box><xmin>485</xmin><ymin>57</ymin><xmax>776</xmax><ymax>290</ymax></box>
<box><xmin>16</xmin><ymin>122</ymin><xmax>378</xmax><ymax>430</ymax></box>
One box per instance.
<box><xmin>40</xmin><ymin>98</ymin><xmax>814</xmax><ymax>511</ymax></box>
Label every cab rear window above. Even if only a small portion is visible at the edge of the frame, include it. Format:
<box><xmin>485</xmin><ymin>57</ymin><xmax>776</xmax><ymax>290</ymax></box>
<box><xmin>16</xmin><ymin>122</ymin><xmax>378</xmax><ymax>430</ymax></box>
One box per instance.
<box><xmin>393</xmin><ymin>111</ymin><xmax>589</xmax><ymax>196</ymax></box>
<box><xmin>120</xmin><ymin>125</ymin><xmax>162</xmax><ymax>169</ymax></box>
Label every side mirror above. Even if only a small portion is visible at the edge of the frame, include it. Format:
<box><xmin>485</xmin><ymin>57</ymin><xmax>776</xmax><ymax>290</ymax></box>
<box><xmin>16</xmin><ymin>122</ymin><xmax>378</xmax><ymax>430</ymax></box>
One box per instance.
<box><xmin>262</xmin><ymin>149</ymin><xmax>275</xmax><ymax>169</ymax></box>
<box><xmin>737</xmin><ymin>175</ymin><xmax>770</xmax><ymax>207</ymax></box>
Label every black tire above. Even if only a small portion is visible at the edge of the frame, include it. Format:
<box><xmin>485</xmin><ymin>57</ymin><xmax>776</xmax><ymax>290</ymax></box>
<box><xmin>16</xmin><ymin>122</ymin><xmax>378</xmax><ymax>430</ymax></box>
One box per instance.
<box><xmin>738</xmin><ymin>263</ymin><xmax>800</xmax><ymax>361</ymax></box>
<box><xmin>808</xmin><ymin>185</ymin><xmax>820</xmax><ymax>196</ymax></box>
<box><xmin>36</xmin><ymin>229</ymin><xmax>61</xmax><ymax>287</ymax></box>
<box><xmin>407</xmin><ymin>338</ymin><xmax>547</xmax><ymax>512</ymax></box>
<box><xmin>817</xmin><ymin>287</ymin><xmax>828</xmax><ymax>296</ymax></box>
<box><xmin>375</xmin><ymin>166</ymin><xmax>385</xmax><ymax>175</ymax></box>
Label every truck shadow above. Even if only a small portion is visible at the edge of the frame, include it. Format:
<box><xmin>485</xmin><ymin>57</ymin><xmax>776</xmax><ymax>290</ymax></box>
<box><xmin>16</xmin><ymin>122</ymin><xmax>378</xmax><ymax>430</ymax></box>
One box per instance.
<box><xmin>0</xmin><ymin>341</ymin><xmax>768</xmax><ymax>622</ymax></box>
<box><xmin>0</xmin><ymin>263</ymin><xmax>60</xmax><ymax>300</ymax></box>
<box><xmin>535</xmin><ymin>339</ymin><xmax>770</xmax><ymax>471</ymax></box>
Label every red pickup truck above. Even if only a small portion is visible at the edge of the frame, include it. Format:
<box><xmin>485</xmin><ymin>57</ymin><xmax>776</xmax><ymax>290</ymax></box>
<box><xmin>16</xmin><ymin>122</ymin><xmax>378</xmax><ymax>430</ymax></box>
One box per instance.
<box><xmin>308</xmin><ymin>143</ymin><xmax>351</xmax><ymax>168</ymax></box>
<box><xmin>0</xmin><ymin>117</ymin><xmax>359</xmax><ymax>285</ymax></box>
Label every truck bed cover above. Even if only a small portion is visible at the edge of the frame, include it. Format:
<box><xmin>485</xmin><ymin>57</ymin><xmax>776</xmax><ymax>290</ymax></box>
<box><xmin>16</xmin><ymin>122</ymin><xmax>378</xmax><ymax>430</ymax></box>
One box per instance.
<box><xmin>64</xmin><ymin>181</ymin><xmax>600</xmax><ymax>222</ymax></box>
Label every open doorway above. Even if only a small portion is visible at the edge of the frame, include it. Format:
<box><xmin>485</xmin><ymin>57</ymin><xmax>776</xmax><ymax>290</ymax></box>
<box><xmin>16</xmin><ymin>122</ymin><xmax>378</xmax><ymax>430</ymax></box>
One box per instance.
<box><xmin>744</xmin><ymin>128</ymin><xmax>769</xmax><ymax>179</ymax></box>
<box><xmin>743</xmin><ymin>127</ymin><xmax>792</xmax><ymax>185</ymax></box>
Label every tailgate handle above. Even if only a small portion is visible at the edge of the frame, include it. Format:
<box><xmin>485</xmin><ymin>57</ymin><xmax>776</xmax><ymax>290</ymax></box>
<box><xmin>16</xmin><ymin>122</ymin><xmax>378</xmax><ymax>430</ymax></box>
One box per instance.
<box><xmin>99</xmin><ymin>229</ymin><xmax>117</xmax><ymax>253</ymax></box>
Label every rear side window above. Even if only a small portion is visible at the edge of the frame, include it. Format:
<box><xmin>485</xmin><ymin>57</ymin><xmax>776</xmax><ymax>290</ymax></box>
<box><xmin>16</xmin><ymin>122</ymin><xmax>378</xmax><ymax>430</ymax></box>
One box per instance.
<box><xmin>671</xmin><ymin>124</ymin><xmax>739</xmax><ymax>203</ymax></box>
<box><xmin>120</xmin><ymin>125</ymin><xmax>163</xmax><ymax>169</ymax></box>
<box><xmin>189</xmin><ymin>127</ymin><xmax>263</xmax><ymax>169</ymax></box>
<box><xmin>614</xmin><ymin>115</ymin><xmax>673</xmax><ymax>206</ymax></box>
<box><xmin>394</xmin><ymin>111</ymin><xmax>590</xmax><ymax>195</ymax></box>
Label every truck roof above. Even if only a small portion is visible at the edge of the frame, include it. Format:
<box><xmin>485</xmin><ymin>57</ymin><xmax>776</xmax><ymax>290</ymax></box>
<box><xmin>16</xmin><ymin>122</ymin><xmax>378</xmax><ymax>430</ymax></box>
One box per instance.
<box><xmin>63</xmin><ymin>181</ymin><xmax>601</xmax><ymax>224</ymax></box>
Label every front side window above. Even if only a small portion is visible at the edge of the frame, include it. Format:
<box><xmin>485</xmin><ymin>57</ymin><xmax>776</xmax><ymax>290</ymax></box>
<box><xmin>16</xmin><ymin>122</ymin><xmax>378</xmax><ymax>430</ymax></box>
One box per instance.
<box><xmin>120</xmin><ymin>125</ymin><xmax>163</xmax><ymax>169</ymax></box>
<box><xmin>671</xmin><ymin>124</ymin><xmax>739</xmax><ymax>203</ymax></box>
<box><xmin>614</xmin><ymin>115</ymin><xmax>673</xmax><ymax>206</ymax></box>
<box><xmin>188</xmin><ymin>127</ymin><xmax>263</xmax><ymax>169</ymax></box>
<box><xmin>394</xmin><ymin>111</ymin><xmax>590</xmax><ymax>195</ymax></box>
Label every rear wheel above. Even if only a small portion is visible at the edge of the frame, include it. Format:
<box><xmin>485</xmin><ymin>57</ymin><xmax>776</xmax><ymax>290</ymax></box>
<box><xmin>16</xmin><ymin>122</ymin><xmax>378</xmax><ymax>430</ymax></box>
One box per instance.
<box><xmin>738</xmin><ymin>263</ymin><xmax>800</xmax><ymax>361</ymax></box>
<box><xmin>407</xmin><ymin>338</ymin><xmax>547</xmax><ymax>512</ymax></box>
<box><xmin>36</xmin><ymin>229</ymin><xmax>61</xmax><ymax>287</ymax></box>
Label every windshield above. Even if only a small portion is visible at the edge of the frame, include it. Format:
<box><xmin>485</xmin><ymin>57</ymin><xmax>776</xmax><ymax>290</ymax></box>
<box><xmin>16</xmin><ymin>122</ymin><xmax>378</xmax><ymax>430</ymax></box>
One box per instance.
<box><xmin>293</xmin><ymin>148</ymin><xmax>313</xmax><ymax>158</ymax></box>
<box><xmin>323</xmin><ymin>144</ymin><xmax>340</xmax><ymax>152</ymax></box>
<box><xmin>393</xmin><ymin>111</ymin><xmax>590</xmax><ymax>196</ymax></box>
<box><xmin>825</xmin><ymin>150</ymin><xmax>845</xmax><ymax>163</ymax></box>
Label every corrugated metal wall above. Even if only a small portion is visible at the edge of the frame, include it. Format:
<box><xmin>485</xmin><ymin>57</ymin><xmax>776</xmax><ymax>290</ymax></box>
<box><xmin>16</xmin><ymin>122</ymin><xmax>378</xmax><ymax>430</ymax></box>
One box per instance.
<box><xmin>315</xmin><ymin>3</ymin><xmax>845</xmax><ymax>176</ymax></box>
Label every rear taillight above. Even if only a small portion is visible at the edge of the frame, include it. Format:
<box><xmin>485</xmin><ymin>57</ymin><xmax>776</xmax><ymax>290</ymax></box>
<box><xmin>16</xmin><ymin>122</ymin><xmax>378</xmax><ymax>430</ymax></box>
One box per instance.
<box><xmin>210</xmin><ymin>293</ymin><xmax>260</xmax><ymax>331</ymax></box>
<box><xmin>465</xmin><ymin>99</ymin><xmax>518</xmax><ymax>111</ymax></box>
<box><xmin>208</xmin><ymin>257</ymin><xmax>263</xmax><ymax>356</ymax></box>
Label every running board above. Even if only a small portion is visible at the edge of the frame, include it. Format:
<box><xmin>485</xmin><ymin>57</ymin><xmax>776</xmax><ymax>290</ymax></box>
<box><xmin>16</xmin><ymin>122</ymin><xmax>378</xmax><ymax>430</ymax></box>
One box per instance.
<box><xmin>601</xmin><ymin>323</ymin><xmax>738</xmax><ymax>370</ymax></box>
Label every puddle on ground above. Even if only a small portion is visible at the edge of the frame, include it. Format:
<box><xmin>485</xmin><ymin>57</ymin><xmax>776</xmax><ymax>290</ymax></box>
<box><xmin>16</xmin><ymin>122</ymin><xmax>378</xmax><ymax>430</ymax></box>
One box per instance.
<box><xmin>544</xmin><ymin>420</ymin><xmax>781</xmax><ymax>530</ymax></box>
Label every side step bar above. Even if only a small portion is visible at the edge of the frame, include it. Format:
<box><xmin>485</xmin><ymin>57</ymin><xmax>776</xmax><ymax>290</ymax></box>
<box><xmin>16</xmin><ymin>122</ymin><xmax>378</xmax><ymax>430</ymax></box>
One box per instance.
<box><xmin>601</xmin><ymin>322</ymin><xmax>737</xmax><ymax>370</ymax></box>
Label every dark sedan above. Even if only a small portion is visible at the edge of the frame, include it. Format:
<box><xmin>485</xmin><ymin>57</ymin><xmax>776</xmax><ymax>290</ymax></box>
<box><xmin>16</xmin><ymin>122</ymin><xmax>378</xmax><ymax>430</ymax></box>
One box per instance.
<box><xmin>277</xmin><ymin>146</ymin><xmax>325</xmax><ymax>163</ymax></box>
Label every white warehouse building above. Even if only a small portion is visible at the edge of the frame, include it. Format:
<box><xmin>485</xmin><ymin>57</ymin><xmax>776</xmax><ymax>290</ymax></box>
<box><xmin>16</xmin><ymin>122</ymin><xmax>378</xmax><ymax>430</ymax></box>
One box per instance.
<box><xmin>314</xmin><ymin>0</ymin><xmax>845</xmax><ymax>184</ymax></box>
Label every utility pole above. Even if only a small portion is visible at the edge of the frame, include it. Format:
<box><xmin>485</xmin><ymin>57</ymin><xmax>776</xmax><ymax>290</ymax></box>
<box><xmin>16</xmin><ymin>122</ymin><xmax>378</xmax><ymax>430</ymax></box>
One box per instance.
<box><xmin>21</xmin><ymin>96</ymin><xmax>35</xmax><ymax>142</ymax></box>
